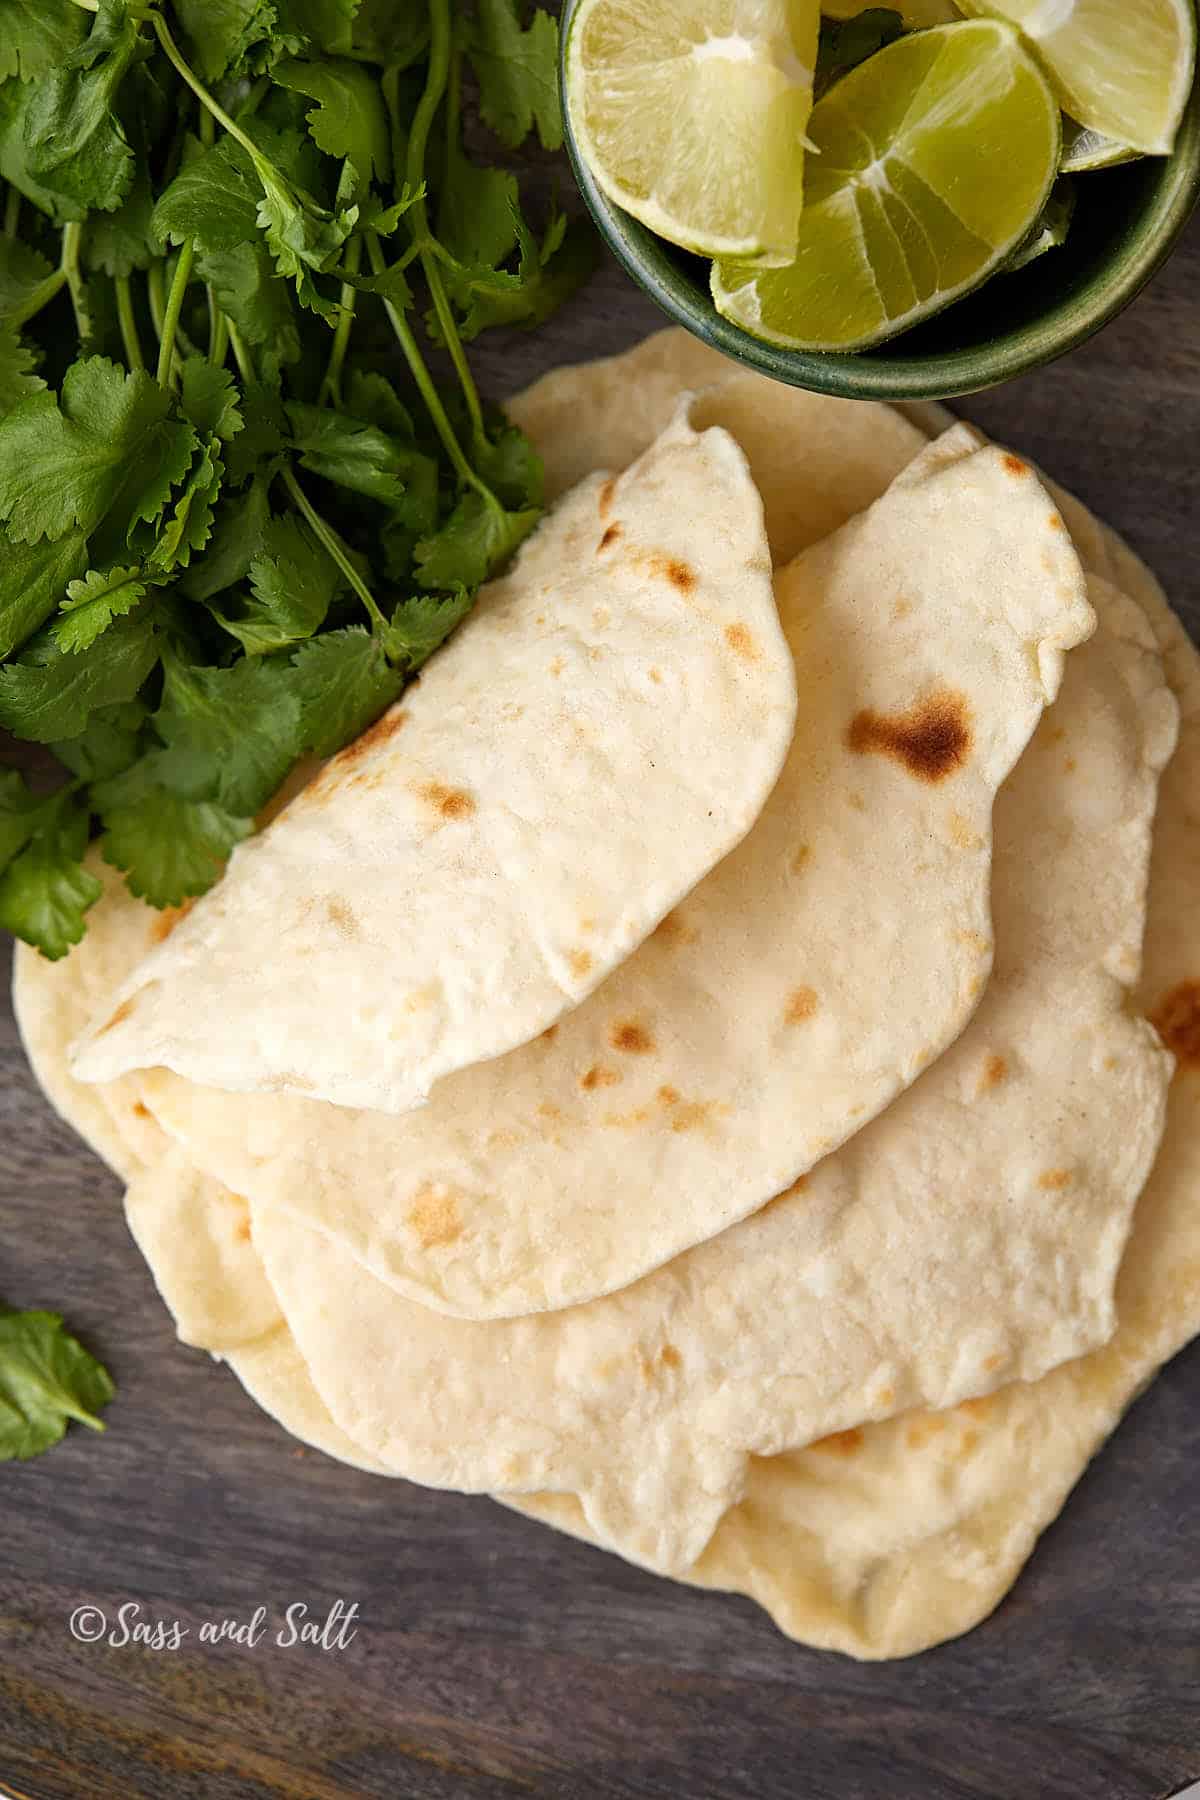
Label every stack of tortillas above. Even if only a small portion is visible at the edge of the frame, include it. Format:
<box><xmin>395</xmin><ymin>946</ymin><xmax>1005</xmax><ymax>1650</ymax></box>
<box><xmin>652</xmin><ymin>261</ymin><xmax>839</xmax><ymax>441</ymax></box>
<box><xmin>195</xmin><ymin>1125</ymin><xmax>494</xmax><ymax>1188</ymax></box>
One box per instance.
<box><xmin>16</xmin><ymin>330</ymin><xmax>1200</xmax><ymax>1661</ymax></box>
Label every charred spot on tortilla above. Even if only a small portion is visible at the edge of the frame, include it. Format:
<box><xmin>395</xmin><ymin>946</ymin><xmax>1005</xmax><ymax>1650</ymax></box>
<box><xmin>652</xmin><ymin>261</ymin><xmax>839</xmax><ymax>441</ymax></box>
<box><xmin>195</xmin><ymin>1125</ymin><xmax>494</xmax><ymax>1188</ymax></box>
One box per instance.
<box><xmin>416</xmin><ymin>781</ymin><xmax>476</xmax><ymax>821</ymax></box>
<box><xmin>326</xmin><ymin>898</ymin><xmax>357</xmax><ymax>936</ymax></box>
<box><xmin>644</xmin><ymin>551</ymin><xmax>696</xmax><ymax>593</ymax></box>
<box><xmin>1002</xmin><ymin>454</ymin><xmax>1029</xmax><ymax>477</ymax></box>
<box><xmin>598</xmin><ymin>475</ymin><xmax>617</xmax><ymax>516</ymax></box>
<box><xmin>580</xmin><ymin>1064</ymin><xmax>620</xmax><ymax>1091</ymax></box>
<box><xmin>1038</xmin><ymin>1168</ymin><xmax>1072</xmax><ymax>1191</ymax></box>
<box><xmin>332</xmin><ymin>707</ymin><xmax>409</xmax><ymax>770</ymax></box>
<box><xmin>981</xmin><ymin>1053</ymin><xmax>1009</xmax><ymax>1091</ymax></box>
<box><xmin>1047</xmin><ymin>511</ymin><xmax>1065</xmax><ymax>531</ymax></box>
<box><xmin>407</xmin><ymin>1183</ymin><xmax>464</xmax><ymax>1250</ymax></box>
<box><xmin>785</xmin><ymin>987</ymin><xmax>818</xmax><ymax>1024</ymax></box>
<box><xmin>235</xmin><ymin>1216</ymin><xmax>252</xmax><ymax>1243</ymax></box>
<box><xmin>1149</xmin><ymin>980</ymin><xmax>1200</xmax><ymax>1066</ymax></box>
<box><xmin>152</xmin><ymin>898</ymin><xmax>194</xmax><ymax>944</ymax></box>
<box><xmin>132</xmin><ymin>1100</ymin><xmax>151</xmax><ymax>1120</ymax></box>
<box><xmin>847</xmin><ymin>687</ymin><xmax>972</xmax><ymax>783</ymax></box>
<box><xmin>610</xmin><ymin>1020</ymin><xmax>654</xmax><ymax>1054</ymax></box>
<box><xmin>568</xmin><ymin>948</ymin><xmax>593</xmax><ymax>979</ymax></box>
<box><xmin>812</xmin><ymin>1427</ymin><xmax>864</xmax><ymax>1458</ymax></box>
<box><xmin>724</xmin><ymin>622</ymin><xmax>757</xmax><ymax>659</ymax></box>
<box><xmin>97</xmin><ymin>997</ymin><xmax>136</xmax><ymax>1036</ymax></box>
<box><xmin>598</xmin><ymin>523</ymin><xmax>621</xmax><ymax>551</ymax></box>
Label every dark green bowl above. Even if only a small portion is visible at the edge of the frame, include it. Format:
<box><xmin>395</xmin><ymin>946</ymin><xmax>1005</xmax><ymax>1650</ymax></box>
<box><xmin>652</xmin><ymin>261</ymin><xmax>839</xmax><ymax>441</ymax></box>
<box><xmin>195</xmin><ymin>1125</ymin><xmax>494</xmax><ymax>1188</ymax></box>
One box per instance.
<box><xmin>560</xmin><ymin>0</ymin><xmax>1200</xmax><ymax>400</ymax></box>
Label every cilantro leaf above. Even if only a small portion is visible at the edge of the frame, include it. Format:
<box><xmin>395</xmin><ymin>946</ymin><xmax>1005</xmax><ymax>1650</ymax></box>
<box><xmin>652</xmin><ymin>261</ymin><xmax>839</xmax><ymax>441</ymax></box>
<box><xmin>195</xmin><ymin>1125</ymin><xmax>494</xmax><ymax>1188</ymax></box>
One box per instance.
<box><xmin>98</xmin><ymin>767</ymin><xmax>250</xmax><ymax>906</ymax></box>
<box><xmin>214</xmin><ymin>513</ymin><xmax>340</xmax><ymax>653</ymax></box>
<box><xmin>151</xmin><ymin>650</ymin><xmax>306</xmax><ymax>817</ymax></box>
<box><xmin>466</xmin><ymin>0</ymin><xmax>562</xmax><ymax>151</ymax></box>
<box><xmin>180</xmin><ymin>476</ymin><xmax>272</xmax><ymax>602</ymax></box>
<box><xmin>0</xmin><ymin>75</ymin><xmax>86</xmax><ymax>221</ymax></box>
<box><xmin>85</xmin><ymin>157</ymin><xmax>156</xmax><ymax>276</ymax></box>
<box><xmin>0</xmin><ymin>328</ymin><xmax>45</xmax><ymax>417</ymax></box>
<box><xmin>152</xmin><ymin>133</ymin><xmax>261</xmax><ymax>252</ymax></box>
<box><xmin>253</xmin><ymin>162</ymin><xmax>357</xmax><ymax>317</ymax></box>
<box><xmin>287</xmin><ymin>400</ymin><xmax>422</xmax><ymax>507</ymax></box>
<box><xmin>449</xmin><ymin>210</ymin><xmax>599</xmax><ymax>342</ymax></box>
<box><xmin>288</xmin><ymin>625</ymin><xmax>403</xmax><ymax>756</ymax></box>
<box><xmin>350</xmin><ymin>0</ymin><xmax>428</xmax><ymax>67</ymax></box>
<box><xmin>51</xmin><ymin>564</ymin><xmax>147</xmax><ymax>654</ymax></box>
<box><xmin>139</xmin><ymin>442</ymin><xmax>224</xmax><ymax>577</ymax></box>
<box><xmin>0</xmin><ymin>768</ymin><xmax>43</xmax><ymax>872</ymax></box>
<box><xmin>276</xmin><ymin>0</ymin><xmax>359</xmax><ymax>56</ymax></box>
<box><xmin>274</xmin><ymin>57</ymin><xmax>391</xmax><ymax>195</ymax></box>
<box><xmin>0</xmin><ymin>527</ymin><xmax>88</xmax><ymax>659</ymax></box>
<box><xmin>0</xmin><ymin>606</ymin><xmax>158</xmax><ymax>740</ymax></box>
<box><xmin>0</xmin><ymin>236</ymin><xmax>56</xmax><ymax>326</ymax></box>
<box><xmin>0</xmin><ymin>1302</ymin><xmax>114</xmax><ymax>1455</ymax></box>
<box><xmin>0</xmin><ymin>357</ymin><xmax>197</xmax><ymax>545</ymax></box>
<box><xmin>385</xmin><ymin>586</ymin><xmax>475</xmax><ymax>673</ymax></box>
<box><xmin>416</xmin><ymin>491</ymin><xmax>538</xmax><ymax>592</ymax></box>
<box><xmin>438</xmin><ymin>150</ymin><xmax>520</xmax><ymax>275</ymax></box>
<box><xmin>196</xmin><ymin>242</ymin><xmax>302</xmax><ymax>365</ymax></box>
<box><xmin>0</xmin><ymin>1</ymin><xmax>88</xmax><ymax>84</ymax></box>
<box><xmin>0</xmin><ymin>790</ymin><xmax>103</xmax><ymax>960</ymax></box>
<box><xmin>170</xmin><ymin>0</ymin><xmax>277</xmax><ymax>83</ymax></box>
<box><xmin>179</xmin><ymin>361</ymin><xmax>244</xmax><ymax>443</ymax></box>
<box><xmin>21</xmin><ymin>0</ymin><xmax>145</xmax><ymax>215</ymax></box>
<box><xmin>52</xmin><ymin>697</ymin><xmax>148</xmax><ymax>783</ymax></box>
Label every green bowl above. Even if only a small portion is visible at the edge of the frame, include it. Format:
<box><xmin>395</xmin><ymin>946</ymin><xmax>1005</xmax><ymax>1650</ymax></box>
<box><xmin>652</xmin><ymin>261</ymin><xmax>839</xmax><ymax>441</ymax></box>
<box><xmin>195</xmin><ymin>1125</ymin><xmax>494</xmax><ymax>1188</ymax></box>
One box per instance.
<box><xmin>559</xmin><ymin>1</ymin><xmax>1200</xmax><ymax>401</ymax></box>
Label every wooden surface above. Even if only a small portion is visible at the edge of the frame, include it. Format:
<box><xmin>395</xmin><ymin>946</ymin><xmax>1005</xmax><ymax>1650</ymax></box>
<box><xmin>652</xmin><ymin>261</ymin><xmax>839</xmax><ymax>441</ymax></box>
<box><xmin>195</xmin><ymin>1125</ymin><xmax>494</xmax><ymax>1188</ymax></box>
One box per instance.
<box><xmin>3</xmin><ymin>215</ymin><xmax>1200</xmax><ymax>1800</ymax></box>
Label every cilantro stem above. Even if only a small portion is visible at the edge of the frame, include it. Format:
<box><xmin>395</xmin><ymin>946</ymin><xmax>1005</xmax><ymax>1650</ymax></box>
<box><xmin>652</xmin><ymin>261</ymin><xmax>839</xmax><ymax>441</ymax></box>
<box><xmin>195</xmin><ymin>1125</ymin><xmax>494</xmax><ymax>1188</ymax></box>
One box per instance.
<box><xmin>156</xmin><ymin>241</ymin><xmax>194</xmax><ymax>388</ymax></box>
<box><xmin>148</xmin><ymin>12</ymin><xmax>276</xmax><ymax>174</ymax></box>
<box><xmin>397</xmin><ymin>3</ymin><xmax>488</xmax><ymax>457</ymax></box>
<box><xmin>281</xmin><ymin>467</ymin><xmax>388</xmax><ymax>636</ymax></box>
<box><xmin>208</xmin><ymin>302</ymin><xmax>229</xmax><ymax>368</ymax></box>
<box><xmin>61</xmin><ymin>223</ymin><xmax>91</xmax><ymax>345</ymax></box>
<box><xmin>225</xmin><ymin>316</ymin><xmax>253</xmax><ymax>384</ymax></box>
<box><xmin>147</xmin><ymin>260</ymin><xmax>166</xmax><ymax>338</ymax></box>
<box><xmin>115</xmin><ymin>274</ymin><xmax>144</xmax><ymax>372</ymax></box>
<box><xmin>3</xmin><ymin>188</ymin><xmax>18</xmax><ymax>239</ymax></box>
<box><xmin>365</xmin><ymin>230</ymin><xmax>479</xmax><ymax>494</ymax></box>
<box><xmin>321</xmin><ymin>231</ymin><xmax>361</xmax><ymax>408</ymax></box>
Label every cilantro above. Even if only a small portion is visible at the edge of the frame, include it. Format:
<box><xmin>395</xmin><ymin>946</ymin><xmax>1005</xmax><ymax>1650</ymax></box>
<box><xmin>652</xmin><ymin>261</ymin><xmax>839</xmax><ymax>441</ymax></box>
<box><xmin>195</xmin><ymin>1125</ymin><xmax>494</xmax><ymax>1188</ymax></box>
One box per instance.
<box><xmin>466</xmin><ymin>0</ymin><xmax>563</xmax><ymax>152</ymax></box>
<box><xmin>0</xmin><ymin>1301</ymin><xmax>114</xmax><ymax>1458</ymax></box>
<box><xmin>0</xmin><ymin>790</ymin><xmax>103</xmax><ymax>959</ymax></box>
<box><xmin>0</xmin><ymin>0</ymin><xmax>595</xmax><ymax>957</ymax></box>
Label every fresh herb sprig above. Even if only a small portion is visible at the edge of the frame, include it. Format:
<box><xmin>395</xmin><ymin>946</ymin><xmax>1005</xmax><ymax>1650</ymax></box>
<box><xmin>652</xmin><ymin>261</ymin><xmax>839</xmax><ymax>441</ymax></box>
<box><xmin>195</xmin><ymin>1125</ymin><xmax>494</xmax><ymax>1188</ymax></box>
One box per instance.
<box><xmin>0</xmin><ymin>1298</ymin><xmax>114</xmax><ymax>1460</ymax></box>
<box><xmin>0</xmin><ymin>0</ymin><xmax>596</xmax><ymax>957</ymax></box>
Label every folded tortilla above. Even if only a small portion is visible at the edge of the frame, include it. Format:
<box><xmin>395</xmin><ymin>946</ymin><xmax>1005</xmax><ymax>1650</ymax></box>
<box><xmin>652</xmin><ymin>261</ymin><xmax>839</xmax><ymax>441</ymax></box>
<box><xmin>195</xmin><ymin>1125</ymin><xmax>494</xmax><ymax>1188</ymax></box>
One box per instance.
<box><xmin>114</xmin><ymin>431</ymin><xmax>1092</xmax><ymax>1323</ymax></box>
<box><xmin>70</xmin><ymin>406</ymin><xmax>798</xmax><ymax>1115</ymax></box>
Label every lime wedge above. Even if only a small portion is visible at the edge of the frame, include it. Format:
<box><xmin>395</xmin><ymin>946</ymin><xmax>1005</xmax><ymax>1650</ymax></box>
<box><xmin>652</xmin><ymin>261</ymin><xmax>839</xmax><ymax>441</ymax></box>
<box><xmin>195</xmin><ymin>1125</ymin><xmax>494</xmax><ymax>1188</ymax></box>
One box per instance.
<box><xmin>956</xmin><ymin>0</ymin><xmax>1196</xmax><ymax>154</ymax></box>
<box><xmin>822</xmin><ymin>0</ymin><xmax>960</xmax><ymax>22</ymax></box>
<box><xmin>712</xmin><ymin>21</ymin><xmax>1060</xmax><ymax>352</ymax></box>
<box><xmin>1061</xmin><ymin>119</ymin><xmax>1141</xmax><ymax>172</ymax></box>
<box><xmin>565</xmin><ymin>0</ymin><xmax>820</xmax><ymax>264</ymax></box>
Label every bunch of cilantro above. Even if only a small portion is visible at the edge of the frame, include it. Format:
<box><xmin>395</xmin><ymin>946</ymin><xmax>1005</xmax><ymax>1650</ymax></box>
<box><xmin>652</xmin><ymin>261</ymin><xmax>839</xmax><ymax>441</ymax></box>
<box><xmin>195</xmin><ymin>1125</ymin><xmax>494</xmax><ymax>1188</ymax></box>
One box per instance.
<box><xmin>0</xmin><ymin>0</ymin><xmax>595</xmax><ymax>958</ymax></box>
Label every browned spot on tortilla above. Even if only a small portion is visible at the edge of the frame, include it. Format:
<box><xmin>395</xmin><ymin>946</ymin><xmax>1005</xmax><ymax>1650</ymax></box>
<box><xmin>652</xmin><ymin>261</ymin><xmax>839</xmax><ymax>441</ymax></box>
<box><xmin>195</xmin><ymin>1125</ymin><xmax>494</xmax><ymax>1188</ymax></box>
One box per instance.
<box><xmin>959</xmin><ymin>1396</ymin><xmax>993</xmax><ymax>1420</ymax></box>
<box><xmin>417</xmin><ymin>781</ymin><xmax>475</xmax><ymax>821</ymax></box>
<box><xmin>905</xmin><ymin>1416</ymin><xmax>943</xmax><ymax>1449</ymax></box>
<box><xmin>333</xmin><ymin>707</ymin><xmax>409</xmax><ymax>772</ymax></box>
<box><xmin>601</xmin><ymin>1105</ymin><xmax>652</xmax><ymax>1129</ymax></box>
<box><xmin>669</xmin><ymin>1098</ymin><xmax>717</xmax><ymax>1135</ymax></box>
<box><xmin>657</xmin><ymin>1084</ymin><xmax>681</xmax><ymax>1107</ymax></box>
<box><xmin>549</xmin><ymin>655</ymin><xmax>565</xmax><ymax>676</ymax></box>
<box><xmin>1065</xmin><ymin>755</ymin><xmax>1077</xmax><ymax>773</ymax></box>
<box><xmin>1038</xmin><ymin>1168</ymin><xmax>1072</xmax><ymax>1191</ymax></box>
<box><xmin>598</xmin><ymin>523</ymin><xmax>621</xmax><ymax>551</ymax></box>
<box><xmin>580</xmin><ymin>1064</ymin><xmax>620</xmax><ymax>1091</ymax></box>
<box><xmin>598</xmin><ymin>476</ymin><xmax>617</xmax><ymax>516</ymax></box>
<box><xmin>611</xmin><ymin>1019</ymin><xmax>654</xmax><ymax>1054</ymax></box>
<box><xmin>981</xmin><ymin>1053</ymin><xmax>1008</xmax><ymax>1090</ymax></box>
<box><xmin>654</xmin><ymin>909</ymin><xmax>697</xmax><ymax>946</ymax></box>
<box><xmin>1104</xmin><ymin>1053</ymin><xmax>1118</xmax><ymax>1071</ymax></box>
<box><xmin>407</xmin><ymin>1184</ymin><xmax>463</xmax><ymax>1250</ymax></box>
<box><xmin>97</xmin><ymin>998</ymin><xmax>135</xmax><ymax>1036</ymax></box>
<box><xmin>876</xmin><ymin>1385</ymin><xmax>896</xmax><ymax>1408</ymax></box>
<box><xmin>540</xmin><ymin>1024</ymin><xmax>558</xmax><ymax>1044</ymax></box>
<box><xmin>152</xmin><ymin>898</ymin><xmax>194</xmax><ymax>944</ymax></box>
<box><xmin>847</xmin><ymin>687</ymin><xmax>972</xmax><ymax>783</ymax></box>
<box><xmin>646</xmin><ymin>551</ymin><xmax>696</xmax><ymax>593</ymax></box>
<box><xmin>538</xmin><ymin>1102</ymin><xmax>562</xmax><ymax>1121</ymax></box>
<box><xmin>326</xmin><ymin>897</ymin><xmax>357</xmax><ymax>935</ymax></box>
<box><xmin>724</xmin><ymin>622</ymin><xmax>756</xmax><ymax>659</ymax></box>
<box><xmin>983</xmin><ymin>1353</ymin><xmax>1006</xmax><ymax>1372</ymax></box>
<box><xmin>956</xmin><ymin>930</ymin><xmax>990</xmax><ymax>955</ymax></box>
<box><xmin>848</xmin><ymin>791</ymin><xmax>867</xmax><ymax>812</ymax></box>
<box><xmin>791</xmin><ymin>844</ymin><xmax>811</xmax><ymax>875</ymax></box>
<box><xmin>1002</xmin><ymin>454</ymin><xmax>1029</xmax><ymax>477</ymax></box>
<box><xmin>949</xmin><ymin>811</ymin><xmax>983</xmax><ymax>851</ymax></box>
<box><xmin>812</xmin><ymin>1427</ymin><xmax>863</xmax><ymax>1458</ymax></box>
<box><xmin>235</xmin><ymin>1217</ymin><xmax>252</xmax><ymax>1243</ymax></box>
<box><xmin>649</xmin><ymin>666</ymin><xmax>663</xmax><ymax>685</ymax></box>
<box><xmin>568</xmin><ymin>948</ymin><xmax>593</xmax><ymax>980</ymax></box>
<box><xmin>892</xmin><ymin>597</ymin><xmax>913</xmax><ymax>622</ymax></box>
<box><xmin>132</xmin><ymin>1101</ymin><xmax>151</xmax><ymax>1120</ymax></box>
<box><xmin>1151</xmin><ymin>981</ymin><xmax>1200</xmax><ymax>1066</ymax></box>
<box><xmin>784</xmin><ymin>986</ymin><xmax>818</xmax><ymax>1025</ymax></box>
<box><xmin>1047</xmin><ymin>511</ymin><xmax>1064</xmax><ymax>531</ymax></box>
<box><xmin>660</xmin><ymin>1344</ymin><xmax>682</xmax><ymax>1370</ymax></box>
<box><xmin>959</xmin><ymin>1428</ymin><xmax>979</xmax><ymax>1455</ymax></box>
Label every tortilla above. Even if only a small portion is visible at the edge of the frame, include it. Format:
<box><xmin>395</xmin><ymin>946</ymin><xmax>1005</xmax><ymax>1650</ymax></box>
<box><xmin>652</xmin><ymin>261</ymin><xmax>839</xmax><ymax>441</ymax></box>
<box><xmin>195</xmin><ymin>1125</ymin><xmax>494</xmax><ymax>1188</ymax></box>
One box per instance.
<box><xmin>224</xmin><ymin>565</ymin><xmax>1173</xmax><ymax>1571</ymax></box>
<box><xmin>126</xmin><ymin>432</ymin><xmax>1092</xmax><ymax>1322</ymax></box>
<box><xmin>508</xmin><ymin>328</ymin><xmax>929</xmax><ymax>565</ymax></box>
<box><xmin>508</xmin><ymin>561</ymin><xmax>1200</xmax><ymax>1656</ymax></box>
<box><xmin>70</xmin><ymin>404</ymin><xmax>798</xmax><ymax>1116</ymax></box>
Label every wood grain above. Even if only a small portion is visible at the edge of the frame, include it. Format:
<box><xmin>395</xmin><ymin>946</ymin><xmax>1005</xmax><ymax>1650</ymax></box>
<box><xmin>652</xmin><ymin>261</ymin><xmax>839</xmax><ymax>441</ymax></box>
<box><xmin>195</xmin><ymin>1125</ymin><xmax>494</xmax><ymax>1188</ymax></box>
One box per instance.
<box><xmin>2</xmin><ymin>212</ymin><xmax>1200</xmax><ymax>1800</ymax></box>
